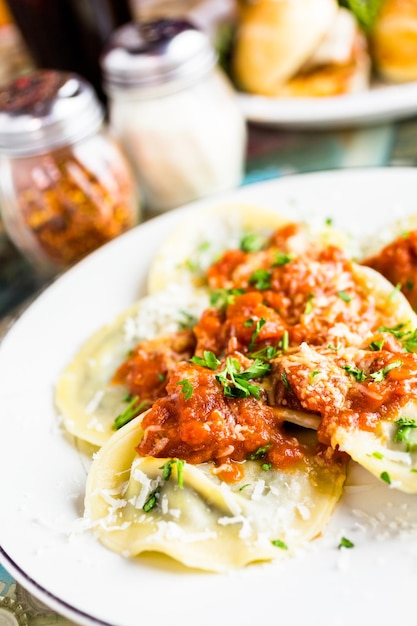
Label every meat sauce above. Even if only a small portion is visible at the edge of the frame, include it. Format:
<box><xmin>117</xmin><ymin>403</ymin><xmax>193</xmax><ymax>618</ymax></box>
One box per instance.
<box><xmin>364</xmin><ymin>230</ymin><xmax>417</xmax><ymax>310</ymax></box>
<box><xmin>113</xmin><ymin>221</ymin><xmax>417</xmax><ymax>481</ymax></box>
<box><xmin>136</xmin><ymin>361</ymin><xmax>304</xmax><ymax>482</ymax></box>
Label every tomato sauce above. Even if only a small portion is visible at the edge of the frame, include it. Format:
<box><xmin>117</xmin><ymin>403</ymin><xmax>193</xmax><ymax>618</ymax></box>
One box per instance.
<box><xmin>112</xmin><ymin>221</ymin><xmax>417</xmax><ymax>482</ymax></box>
<box><xmin>136</xmin><ymin>362</ymin><xmax>304</xmax><ymax>474</ymax></box>
<box><xmin>113</xmin><ymin>330</ymin><xmax>195</xmax><ymax>400</ymax></box>
<box><xmin>364</xmin><ymin>230</ymin><xmax>417</xmax><ymax>309</ymax></box>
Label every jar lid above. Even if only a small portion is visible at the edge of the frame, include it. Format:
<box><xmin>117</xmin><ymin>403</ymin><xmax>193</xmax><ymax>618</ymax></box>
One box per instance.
<box><xmin>0</xmin><ymin>71</ymin><xmax>104</xmax><ymax>156</ymax></box>
<box><xmin>101</xmin><ymin>19</ymin><xmax>217</xmax><ymax>91</ymax></box>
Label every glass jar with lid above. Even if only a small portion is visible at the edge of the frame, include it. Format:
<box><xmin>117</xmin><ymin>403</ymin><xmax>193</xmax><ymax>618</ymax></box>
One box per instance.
<box><xmin>101</xmin><ymin>19</ymin><xmax>247</xmax><ymax>215</ymax></box>
<box><xmin>0</xmin><ymin>70</ymin><xmax>140</xmax><ymax>277</ymax></box>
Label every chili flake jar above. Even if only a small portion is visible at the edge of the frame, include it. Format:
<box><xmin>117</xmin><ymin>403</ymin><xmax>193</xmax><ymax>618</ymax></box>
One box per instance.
<box><xmin>101</xmin><ymin>19</ymin><xmax>247</xmax><ymax>214</ymax></box>
<box><xmin>0</xmin><ymin>71</ymin><xmax>140</xmax><ymax>276</ymax></box>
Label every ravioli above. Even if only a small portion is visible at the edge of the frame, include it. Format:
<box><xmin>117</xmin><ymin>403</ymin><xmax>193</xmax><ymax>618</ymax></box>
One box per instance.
<box><xmin>85</xmin><ymin>416</ymin><xmax>346</xmax><ymax>572</ymax></box>
<box><xmin>331</xmin><ymin>410</ymin><xmax>417</xmax><ymax>495</ymax></box>
<box><xmin>147</xmin><ymin>203</ymin><xmax>357</xmax><ymax>294</ymax></box>
<box><xmin>55</xmin><ymin>285</ymin><xmax>209</xmax><ymax>447</ymax></box>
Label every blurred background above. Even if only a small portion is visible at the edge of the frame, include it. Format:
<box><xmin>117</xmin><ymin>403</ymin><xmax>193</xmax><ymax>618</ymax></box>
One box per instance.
<box><xmin>1</xmin><ymin>0</ymin><xmax>417</xmax><ymax>321</ymax></box>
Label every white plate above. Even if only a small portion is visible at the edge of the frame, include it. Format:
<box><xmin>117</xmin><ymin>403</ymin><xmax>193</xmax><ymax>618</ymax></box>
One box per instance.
<box><xmin>2</xmin><ymin>167</ymin><xmax>417</xmax><ymax>626</ymax></box>
<box><xmin>238</xmin><ymin>81</ymin><xmax>417</xmax><ymax>128</ymax></box>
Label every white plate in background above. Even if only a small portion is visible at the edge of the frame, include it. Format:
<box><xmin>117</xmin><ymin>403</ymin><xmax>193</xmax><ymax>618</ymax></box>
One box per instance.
<box><xmin>238</xmin><ymin>81</ymin><xmax>417</xmax><ymax>128</ymax></box>
<box><xmin>2</xmin><ymin>168</ymin><xmax>417</xmax><ymax>626</ymax></box>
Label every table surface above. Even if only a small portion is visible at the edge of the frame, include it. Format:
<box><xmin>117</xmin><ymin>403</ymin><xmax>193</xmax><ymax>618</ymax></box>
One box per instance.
<box><xmin>1</xmin><ymin>114</ymin><xmax>417</xmax><ymax>624</ymax></box>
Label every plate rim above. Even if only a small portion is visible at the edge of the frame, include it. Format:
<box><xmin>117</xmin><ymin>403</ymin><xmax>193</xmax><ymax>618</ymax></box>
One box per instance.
<box><xmin>237</xmin><ymin>80</ymin><xmax>417</xmax><ymax>128</ymax></box>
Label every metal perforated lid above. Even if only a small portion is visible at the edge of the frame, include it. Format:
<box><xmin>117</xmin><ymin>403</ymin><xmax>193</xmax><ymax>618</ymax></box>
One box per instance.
<box><xmin>101</xmin><ymin>18</ymin><xmax>217</xmax><ymax>92</ymax></box>
<box><xmin>0</xmin><ymin>70</ymin><xmax>104</xmax><ymax>156</ymax></box>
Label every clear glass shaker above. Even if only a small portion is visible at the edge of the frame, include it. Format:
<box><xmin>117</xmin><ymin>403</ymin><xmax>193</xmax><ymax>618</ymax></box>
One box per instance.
<box><xmin>101</xmin><ymin>19</ymin><xmax>247</xmax><ymax>215</ymax></box>
<box><xmin>0</xmin><ymin>70</ymin><xmax>140</xmax><ymax>277</ymax></box>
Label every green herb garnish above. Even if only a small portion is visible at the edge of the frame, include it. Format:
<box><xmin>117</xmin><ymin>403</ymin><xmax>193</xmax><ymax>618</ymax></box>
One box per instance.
<box><xmin>338</xmin><ymin>291</ymin><xmax>351</xmax><ymax>303</ymax></box>
<box><xmin>112</xmin><ymin>396</ymin><xmax>149</xmax><ymax>430</ymax></box>
<box><xmin>271</xmin><ymin>539</ymin><xmax>288</xmax><ymax>550</ymax></box>
<box><xmin>343</xmin><ymin>364</ymin><xmax>367</xmax><ymax>382</ymax></box>
<box><xmin>190</xmin><ymin>350</ymin><xmax>221</xmax><ymax>370</ymax></box>
<box><xmin>393</xmin><ymin>417</ymin><xmax>417</xmax><ymax>451</ymax></box>
<box><xmin>369</xmin><ymin>340</ymin><xmax>384</xmax><ymax>351</ymax></box>
<box><xmin>143</xmin><ymin>487</ymin><xmax>160</xmax><ymax>512</ymax></box>
<box><xmin>273</xmin><ymin>252</ymin><xmax>293</xmax><ymax>267</ymax></box>
<box><xmin>177</xmin><ymin>379</ymin><xmax>194</xmax><ymax>400</ymax></box>
<box><xmin>249</xmin><ymin>269</ymin><xmax>272</xmax><ymax>290</ymax></box>
<box><xmin>340</xmin><ymin>0</ymin><xmax>384</xmax><ymax>32</ymax></box>
<box><xmin>380</xmin><ymin>471</ymin><xmax>391</xmax><ymax>484</ymax></box>
<box><xmin>338</xmin><ymin>537</ymin><xmax>354</xmax><ymax>549</ymax></box>
<box><xmin>210</xmin><ymin>288</ymin><xmax>245</xmax><ymax>310</ymax></box>
<box><xmin>370</xmin><ymin>360</ymin><xmax>402</xmax><ymax>382</ymax></box>
<box><xmin>215</xmin><ymin>358</ymin><xmax>270</xmax><ymax>400</ymax></box>
<box><xmin>240</xmin><ymin>233</ymin><xmax>266</xmax><ymax>253</ymax></box>
<box><xmin>248</xmin><ymin>317</ymin><xmax>266</xmax><ymax>350</ymax></box>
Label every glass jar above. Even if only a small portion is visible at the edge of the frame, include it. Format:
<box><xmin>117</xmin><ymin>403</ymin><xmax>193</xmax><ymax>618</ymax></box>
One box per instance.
<box><xmin>0</xmin><ymin>71</ymin><xmax>140</xmax><ymax>277</ymax></box>
<box><xmin>101</xmin><ymin>19</ymin><xmax>247</xmax><ymax>215</ymax></box>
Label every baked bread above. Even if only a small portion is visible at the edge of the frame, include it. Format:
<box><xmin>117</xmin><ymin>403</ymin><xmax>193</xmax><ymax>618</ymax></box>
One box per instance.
<box><xmin>371</xmin><ymin>0</ymin><xmax>417</xmax><ymax>82</ymax></box>
<box><xmin>232</xmin><ymin>0</ymin><xmax>339</xmax><ymax>95</ymax></box>
<box><xmin>276</xmin><ymin>8</ymin><xmax>370</xmax><ymax>97</ymax></box>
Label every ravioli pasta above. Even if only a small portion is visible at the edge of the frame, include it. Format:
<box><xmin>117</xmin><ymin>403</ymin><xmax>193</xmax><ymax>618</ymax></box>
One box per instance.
<box><xmin>86</xmin><ymin>417</ymin><xmax>346</xmax><ymax>572</ymax></box>
<box><xmin>55</xmin><ymin>203</ymin><xmax>417</xmax><ymax>571</ymax></box>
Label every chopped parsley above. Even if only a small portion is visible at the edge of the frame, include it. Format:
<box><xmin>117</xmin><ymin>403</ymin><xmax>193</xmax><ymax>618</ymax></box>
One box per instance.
<box><xmin>340</xmin><ymin>0</ymin><xmax>384</xmax><ymax>31</ymax></box>
<box><xmin>393</xmin><ymin>417</ymin><xmax>417</xmax><ymax>451</ymax></box>
<box><xmin>248</xmin><ymin>317</ymin><xmax>266</xmax><ymax>350</ymax></box>
<box><xmin>304</xmin><ymin>293</ymin><xmax>314</xmax><ymax>315</ymax></box>
<box><xmin>380</xmin><ymin>471</ymin><xmax>391</xmax><ymax>484</ymax></box>
<box><xmin>378</xmin><ymin>324</ymin><xmax>417</xmax><ymax>353</ymax></box>
<box><xmin>190</xmin><ymin>350</ymin><xmax>221</xmax><ymax>370</ymax></box>
<box><xmin>372</xmin><ymin>451</ymin><xmax>384</xmax><ymax>459</ymax></box>
<box><xmin>378</xmin><ymin>323</ymin><xmax>408</xmax><ymax>339</ymax></box>
<box><xmin>112</xmin><ymin>396</ymin><xmax>149</xmax><ymax>430</ymax></box>
<box><xmin>280</xmin><ymin>330</ymin><xmax>289</xmax><ymax>351</ymax></box>
<box><xmin>328</xmin><ymin>343</ymin><xmax>341</xmax><ymax>352</ymax></box>
<box><xmin>248</xmin><ymin>444</ymin><xmax>272</xmax><ymax>461</ymax></box>
<box><xmin>143</xmin><ymin>486</ymin><xmax>160</xmax><ymax>512</ymax></box>
<box><xmin>210</xmin><ymin>288</ymin><xmax>245</xmax><ymax>310</ymax></box>
<box><xmin>406</xmin><ymin>280</ymin><xmax>414</xmax><ymax>291</ymax></box>
<box><xmin>271</xmin><ymin>539</ymin><xmax>288</xmax><ymax>550</ymax></box>
<box><xmin>261</xmin><ymin>462</ymin><xmax>272</xmax><ymax>471</ymax></box>
<box><xmin>403</xmin><ymin>329</ymin><xmax>417</xmax><ymax>353</ymax></box>
<box><xmin>249</xmin><ymin>344</ymin><xmax>281</xmax><ymax>361</ymax></box>
<box><xmin>370</xmin><ymin>360</ymin><xmax>402</xmax><ymax>382</ymax></box>
<box><xmin>338</xmin><ymin>537</ymin><xmax>354</xmax><ymax>549</ymax></box>
<box><xmin>240</xmin><ymin>232</ymin><xmax>266</xmax><ymax>253</ymax></box>
<box><xmin>273</xmin><ymin>252</ymin><xmax>293</xmax><ymax>267</ymax></box>
<box><xmin>144</xmin><ymin>460</ymin><xmax>186</xmax><ymax>512</ymax></box>
<box><xmin>310</xmin><ymin>370</ymin><xmax>321</xmax><ymax>381</ymax></box>
<box><xmin>389</xmin><ymin>283</ymin><xmax>402</xmax><ymax>301</ymax></box>
<box><xmin>337</xmin><ymin>291</ymin><xmax>351</xmax><ymax>303</ymax></box>
<box><xmin>176</xmin><ymin>379</ymin><xmax>194</xmax><ymax>400</ymax></box>
<box><xmin>249</xmin><ymin>269</ymin><xmax>272</xmax><ymax>290</ymax></box>
<box><xmin>281</xmin><ymin>370</ymin><xmax>292</xmax><ymax>392</ymax></box>
<box><xmin>343</xmin><ymin>364</ymin><xmax>367</xmax><ymax>382</ymax></box>
<box><xmin>159</xmin><ymin>459</ymin><xmax>185</xmax><ymax>488</ymax></box>
<box><xmin>369</xmin><ymin>340</ymin><xmax>384</xmax><ymax>351</ymax></box>
<box><xmin>215</xmin><ymin>357</ymin><xmax>270</xmax><ymax>400</ymax></box>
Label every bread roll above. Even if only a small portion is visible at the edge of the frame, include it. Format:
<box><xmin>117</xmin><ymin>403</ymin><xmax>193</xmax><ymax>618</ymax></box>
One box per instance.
<box><xmin>276</xmin><ymin>9</ymin><xmax>370</xmax><ymax>97</ymax></box>
<box><xmin>371</xmin><ymin>0</ymin><xmax>417</xmax><ymax>82</ymax></box>
<box><xmin>232</xmin><ymin>0</ymin><xmax>339</xmax><ymax>96</ymax></box>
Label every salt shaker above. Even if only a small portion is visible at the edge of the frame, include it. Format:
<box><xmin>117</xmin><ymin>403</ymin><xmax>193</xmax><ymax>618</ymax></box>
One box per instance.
<box><xmin>101</xmin><ymin>18</ymin><xmax>247</xmax><ymax>214</ymax></box>
<box><xmin>0</xmin><ymin>71</ymin><xmax>140</xmax><ymax>276</ymax></box>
